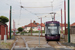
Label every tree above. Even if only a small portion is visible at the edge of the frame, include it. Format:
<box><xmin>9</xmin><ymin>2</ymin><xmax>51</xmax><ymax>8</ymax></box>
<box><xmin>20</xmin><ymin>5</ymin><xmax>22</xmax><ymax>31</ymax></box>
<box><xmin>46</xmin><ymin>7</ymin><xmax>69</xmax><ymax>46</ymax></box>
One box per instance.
<box><xmin>18</xmin><ymin>27</ymin><xmax>23</xmax><ymax>32</ymax></box>
<box><xmin>0</xmin><ymin>16</ymin><xmax>9</xmax><ymax>24</ymax></box>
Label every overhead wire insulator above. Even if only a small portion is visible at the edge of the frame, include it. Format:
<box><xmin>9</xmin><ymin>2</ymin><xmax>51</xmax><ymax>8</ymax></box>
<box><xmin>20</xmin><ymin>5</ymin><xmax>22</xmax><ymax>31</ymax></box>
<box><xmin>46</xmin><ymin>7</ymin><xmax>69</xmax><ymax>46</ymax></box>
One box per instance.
<box><xmin>21</xmin><ymin>6</ymin><xmax>24</xmax><ymax>8</ymax></box>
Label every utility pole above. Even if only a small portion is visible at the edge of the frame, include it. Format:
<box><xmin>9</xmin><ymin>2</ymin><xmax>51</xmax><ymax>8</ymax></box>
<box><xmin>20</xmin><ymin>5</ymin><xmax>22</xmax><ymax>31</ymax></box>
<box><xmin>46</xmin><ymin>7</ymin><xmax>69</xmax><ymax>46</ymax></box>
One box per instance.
<box><xmin>54</xmin><ymin>14</ymin><xmax>55</xmax><ymax>21</ymax></box>
<box><xmin>14</xmin><ymin>21</ymin><xmax>16</xmax><ymax>35</ymax></box>
<box><xmin>64</xmin><ymin>0</ymin><xmax>66</xmax><ymax>35</ymax></box>
<box><xmin>68</xmin><ymin>0</ymin><xmax>70</xmax><ymax>43</ymax></box>
<box><xmin>13</xmin><ymin>20</ymin><xmax>15</xmax><ymax>35</ymax></box>
<box><xmin>61</xmin><ymin>9</ymin><xmax>63</xmax><ymax>33</ymax></box>
<box><xmin>31</xmin><ymin>20</ymin><xmax>32</xmax><ymax>35</ymax></box>
<box><xmin>10</xmin><ymin>6</ymin><xmax>12</xmax><ymax>39</ymax></box>
<box><xmin>9</xmin><ymin>10</ymin><xmax>10</xmax><ymax>37</ymax></box>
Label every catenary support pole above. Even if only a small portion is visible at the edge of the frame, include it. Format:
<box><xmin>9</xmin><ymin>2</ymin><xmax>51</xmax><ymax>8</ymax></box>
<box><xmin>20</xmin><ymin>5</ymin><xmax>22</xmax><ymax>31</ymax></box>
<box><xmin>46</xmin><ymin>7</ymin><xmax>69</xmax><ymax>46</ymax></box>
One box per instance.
<box><xmin>41</xmin><ymin>18</ymin><xmax>42</xmax><ymax>36</ymax></box>
<box><xmin>13</xmin><ymin>20</ymin><xmax>15</xmax><ymax>35</ymax></box>
<box><xmin>10</xmin><ymin>6</ymin><xmax>12</xmax><ymax>39</ymax></box>
<box><xmin>61</xmin><ymin>9</ymin><xmax>63</xmax><ymax>33</ymax></box>
<box><xmin>31</xmin><ymin>20</ymin><xmax>32</xmax><ymax>35</ymax></box>
<box><xmin>64</xmin><ymin>0</ymin><xmax>66</xmax><ymax>35</ymax></box>
<box><xmin>68</xmin><ymin>0</ymin><xmax>70</xmax><ymax>43</ymax></box>
<box><xmin>54</xmin><ymin>14</ymin><xmax>55</xmax><ymax>21</ymax></box>
<box><xmin>14</xmin><ymin>20</ymin><xmax>15</xmax><ymax>35</ymax></box>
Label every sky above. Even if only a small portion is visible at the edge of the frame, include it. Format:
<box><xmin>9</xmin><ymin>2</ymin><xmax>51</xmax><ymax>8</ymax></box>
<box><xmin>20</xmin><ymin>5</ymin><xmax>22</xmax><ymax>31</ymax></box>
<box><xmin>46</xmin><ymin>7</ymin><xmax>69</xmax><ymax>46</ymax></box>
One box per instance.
<box><xmin>0</xmin><ymin>0</ymin><xmax>75</xmax><ymax>29</ymax></box>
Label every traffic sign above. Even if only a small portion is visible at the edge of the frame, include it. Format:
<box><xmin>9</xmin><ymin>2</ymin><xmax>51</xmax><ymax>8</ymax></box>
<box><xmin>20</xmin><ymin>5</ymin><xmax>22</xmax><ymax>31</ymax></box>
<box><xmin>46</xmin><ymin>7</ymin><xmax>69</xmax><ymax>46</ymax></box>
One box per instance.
<box><xmin>37</xmin><ymin>25</ymin><xmax>41</xmax><ymax>30</ymax></box>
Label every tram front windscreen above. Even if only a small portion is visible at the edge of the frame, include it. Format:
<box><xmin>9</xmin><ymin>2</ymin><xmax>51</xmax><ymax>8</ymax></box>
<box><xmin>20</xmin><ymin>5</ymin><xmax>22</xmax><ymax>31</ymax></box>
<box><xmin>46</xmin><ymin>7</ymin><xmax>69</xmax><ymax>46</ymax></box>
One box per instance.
<box><xmin>45</xmin><ymin>25</ymin><xmax>59</xmax><ymax>34</ymax></box>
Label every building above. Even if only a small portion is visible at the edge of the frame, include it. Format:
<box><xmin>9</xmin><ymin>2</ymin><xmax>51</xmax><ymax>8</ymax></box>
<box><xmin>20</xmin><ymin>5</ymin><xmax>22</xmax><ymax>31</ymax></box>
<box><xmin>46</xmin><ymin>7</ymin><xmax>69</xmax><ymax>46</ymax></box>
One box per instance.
<box><xmin>0</xmin><ymin>22</ymin><xmax>8</xmax><ymax>40</ymax></box>
<box><xmin>60</xmin><ymin>23</ymin><xmax>68</xmax><ymax>30</ymax></box>
<box><xmin>65</xmin><ymin>22</ymin><xmax>75</xmax><ymax>34</ymax></box>
<box><xmin>24</xmin><ymin>21</ymin><xmax>45</xmax><ymax>32</ymax></box>
<box><xmin>70</xmin><ymin>22</ymin><xmax>75</xmax><ymax>26</ymax></box>
<box><xmin>70</xmin><ymin>22</ymin><xmax>75</xmax><ymax>34</ymax></box>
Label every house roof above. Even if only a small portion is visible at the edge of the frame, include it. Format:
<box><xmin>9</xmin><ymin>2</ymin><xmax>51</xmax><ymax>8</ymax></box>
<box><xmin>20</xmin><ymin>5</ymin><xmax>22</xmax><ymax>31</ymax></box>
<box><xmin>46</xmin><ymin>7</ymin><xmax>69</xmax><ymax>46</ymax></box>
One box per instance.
<box><xmin>25</xmin><ymin>23</ymin><xmax>37</xmax><ymax>27</ymax></box>
<box><xmin>24</xmin><ymin>21</ymin><xmax>45</xmax><ymax>27</ymax></box>
<box><xmin>70</xmin><ymin>22</ymin><xmax>75</xmax><ymax>26</ymax></box>
<box><xmin>25</xmin><ymin>23</ymin><xmax>45</xmax><ymax>27</ymax></box>
<box><xmin>22</xmin><ymin>26</ymin><xmax>24</xmax><ymax>28</ymax></box>
<box><xmin>41</xmin><ymin>23</ymin><xmax>45</xmax><ymax>27</ymax></box>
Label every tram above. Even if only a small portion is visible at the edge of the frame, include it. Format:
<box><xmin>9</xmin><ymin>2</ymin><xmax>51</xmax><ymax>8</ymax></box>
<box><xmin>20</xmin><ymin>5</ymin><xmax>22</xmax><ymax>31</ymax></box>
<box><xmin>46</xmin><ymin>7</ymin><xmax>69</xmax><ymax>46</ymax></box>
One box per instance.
<box><xmin>45</xmin><ymin>21</ymin><xmax>60</xmax><ymax>41</ymax></box>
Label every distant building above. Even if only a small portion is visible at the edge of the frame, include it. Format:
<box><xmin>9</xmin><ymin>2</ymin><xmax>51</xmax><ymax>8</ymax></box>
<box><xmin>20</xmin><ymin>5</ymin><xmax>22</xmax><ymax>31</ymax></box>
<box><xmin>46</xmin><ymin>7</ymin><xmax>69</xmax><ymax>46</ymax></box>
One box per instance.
<box><xmin>60</xmin><ymin>23</ymin><xmax>68</xmax><ymax>30</ymax></box>
<box><xmin>24</xmin><ymin>21</ymin><xmax>45</xmax><ymax>32</ymax></box>
<box><xmin>70</xmin><ymin>22</ymin><xmax>75</xmax><ymax>27</ymax></box>
<box><xmin>70</xmin><ymin>22</ymin><xmax>75</xmax><ymax>34</ymax></box>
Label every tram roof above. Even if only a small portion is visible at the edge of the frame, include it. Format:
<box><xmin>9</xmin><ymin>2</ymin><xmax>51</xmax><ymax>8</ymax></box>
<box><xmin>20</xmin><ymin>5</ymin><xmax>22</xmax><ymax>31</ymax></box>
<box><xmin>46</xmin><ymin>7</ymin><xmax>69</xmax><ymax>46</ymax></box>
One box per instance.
<box><xmin>46</xmin><ymin>21</ymin><xmax>59</xmax><ymax>24</ymax></box>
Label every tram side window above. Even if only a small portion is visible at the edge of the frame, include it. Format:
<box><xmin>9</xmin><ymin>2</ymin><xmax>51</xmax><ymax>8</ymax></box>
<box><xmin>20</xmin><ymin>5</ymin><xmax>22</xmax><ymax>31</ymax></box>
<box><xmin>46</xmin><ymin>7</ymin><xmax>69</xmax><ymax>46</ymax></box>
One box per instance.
<box><xmin>59</xmin><ymin>26</ymin><xmax>60</xmax><ymax>34</ymax></box>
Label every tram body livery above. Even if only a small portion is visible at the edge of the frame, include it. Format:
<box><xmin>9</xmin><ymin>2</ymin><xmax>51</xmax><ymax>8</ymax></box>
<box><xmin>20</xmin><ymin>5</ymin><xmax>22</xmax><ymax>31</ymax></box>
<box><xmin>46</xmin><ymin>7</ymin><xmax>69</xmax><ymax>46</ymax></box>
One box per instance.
<box><xmin>45</xmin><ymin>21</ymin><xmax>60</xmax><ymax>41</ymax></box>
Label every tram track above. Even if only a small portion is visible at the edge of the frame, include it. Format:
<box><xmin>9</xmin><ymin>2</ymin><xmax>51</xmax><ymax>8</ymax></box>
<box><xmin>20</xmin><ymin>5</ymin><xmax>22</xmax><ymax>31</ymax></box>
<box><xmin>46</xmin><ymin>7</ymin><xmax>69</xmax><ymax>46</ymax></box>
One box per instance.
<box><xmin>47</xmin><ymin>41</ymin><xmax>73</xmax><ymax>50</ymax></box>
<box><xmin>11</xmin><ymin>36</ymin><xmax>53</xmax><ymax>50</ymax></box>
<box><xmin>11</xmin><ymin>36</ymin><xmax>73</xmax><ymax>50</ymax></box>
<box><xmin>11</xmin><ymin>36</ymin><xmax>29</xmax><ymax>50</ymax></box>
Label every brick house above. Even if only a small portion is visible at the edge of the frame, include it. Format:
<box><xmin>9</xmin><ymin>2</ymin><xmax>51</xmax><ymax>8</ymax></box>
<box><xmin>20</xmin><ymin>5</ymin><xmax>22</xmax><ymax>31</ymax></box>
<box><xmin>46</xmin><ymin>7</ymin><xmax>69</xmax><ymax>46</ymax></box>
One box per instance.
<box><xmin>0</xmin><ymin>22</ymin><xmax>8</xmax><ymax>40</ymax></box>
<box><xmin>70</xmin><ymin>22</ymin><xmax>75</xmax><ymax>34</ymax></box>
<box><xmin>24</xmin><ymin>21</ymin><xmax>45</xmax><ymax>32</ymax></box>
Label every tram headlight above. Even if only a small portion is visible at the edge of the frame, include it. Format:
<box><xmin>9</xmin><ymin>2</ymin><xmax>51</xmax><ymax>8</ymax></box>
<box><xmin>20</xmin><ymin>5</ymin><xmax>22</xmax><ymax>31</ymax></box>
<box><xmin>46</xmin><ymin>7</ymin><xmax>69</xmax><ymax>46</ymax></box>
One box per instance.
<box><xmin>56</xmin><ymin>35</ymin><xmax>58</xmax><ymax>36</ymax></box>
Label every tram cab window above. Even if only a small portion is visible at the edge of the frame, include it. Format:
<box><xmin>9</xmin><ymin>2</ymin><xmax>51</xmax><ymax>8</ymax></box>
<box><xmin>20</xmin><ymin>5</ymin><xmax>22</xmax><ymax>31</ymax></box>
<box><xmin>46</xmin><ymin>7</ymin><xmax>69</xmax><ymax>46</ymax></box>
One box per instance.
<box><xmin>49</xmin><ymin>26</ymin><xmax>58</xmax><ymax>34</ymax></box>
<box><xmin>45</xmin><ymin>26</ymin><xmax>59</xmax><ymax>34</ymax></box>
